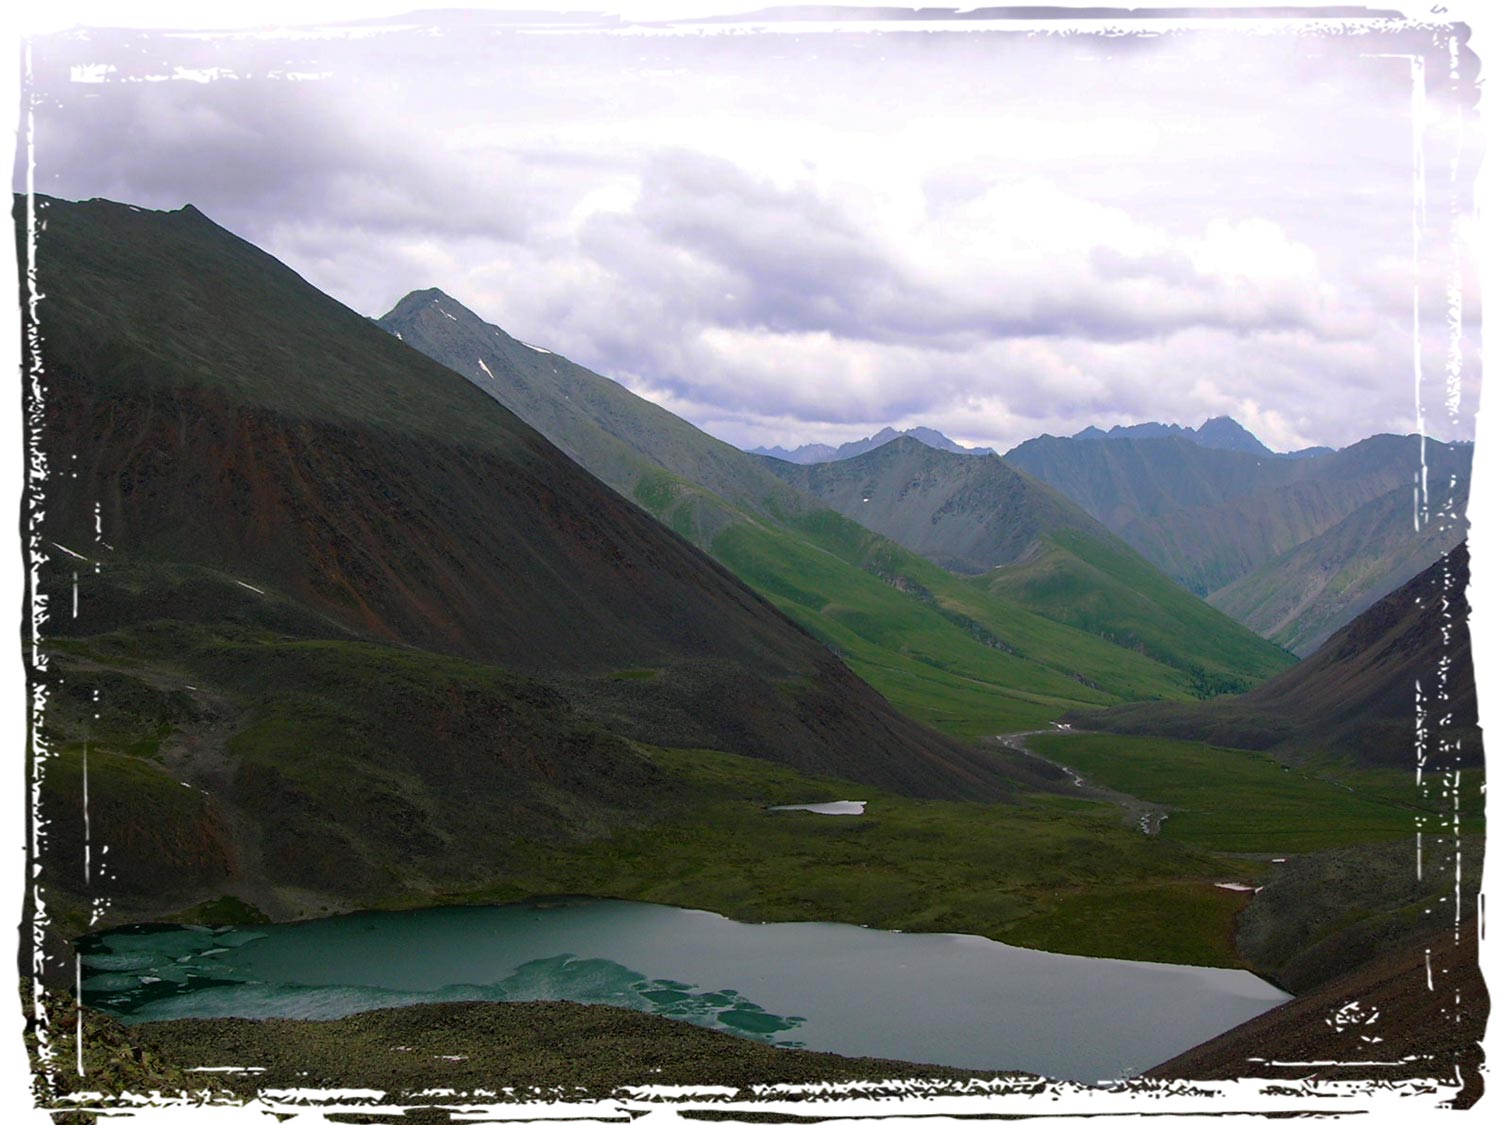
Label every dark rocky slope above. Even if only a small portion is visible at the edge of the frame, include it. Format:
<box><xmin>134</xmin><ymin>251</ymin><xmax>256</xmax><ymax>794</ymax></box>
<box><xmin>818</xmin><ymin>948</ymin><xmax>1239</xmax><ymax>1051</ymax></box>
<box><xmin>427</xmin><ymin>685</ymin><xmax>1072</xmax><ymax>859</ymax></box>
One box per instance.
<box><xmin>1073</xmin><ymin>543</ymin><xmax>1481</xmax><ymax>769</ymax></box>
<box><xmin>22</xmin><ymin>195</ymin><xmax>1033</xmax><ymax>953</ymax></box>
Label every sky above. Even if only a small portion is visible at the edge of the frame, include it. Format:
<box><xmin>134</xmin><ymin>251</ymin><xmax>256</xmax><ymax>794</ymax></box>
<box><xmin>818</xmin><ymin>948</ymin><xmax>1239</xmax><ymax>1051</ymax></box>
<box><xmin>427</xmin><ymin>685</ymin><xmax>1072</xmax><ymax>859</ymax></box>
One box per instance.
<box><xmin>10</xmin><ymin>3</ymin><xmax>1486</xmax><ymax>455</ymax></box>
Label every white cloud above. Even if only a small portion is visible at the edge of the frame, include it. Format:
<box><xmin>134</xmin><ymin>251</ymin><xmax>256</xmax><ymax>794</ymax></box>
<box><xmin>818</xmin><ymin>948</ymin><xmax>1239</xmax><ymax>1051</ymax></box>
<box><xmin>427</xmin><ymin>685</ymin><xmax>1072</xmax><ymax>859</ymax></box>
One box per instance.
<box><xmin>22</xmin><ymin>16</ymin><xmax>1479</xmax><ymax>454</ymax></box>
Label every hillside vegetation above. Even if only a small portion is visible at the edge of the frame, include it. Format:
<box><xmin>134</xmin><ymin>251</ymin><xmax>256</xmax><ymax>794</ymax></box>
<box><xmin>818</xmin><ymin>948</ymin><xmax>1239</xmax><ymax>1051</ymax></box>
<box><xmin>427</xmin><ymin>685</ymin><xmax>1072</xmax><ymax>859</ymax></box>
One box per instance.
<box><xmin>380</xmin><ymin>290</ymin><xmax>1293</xmax><ymax>734</ymax></box>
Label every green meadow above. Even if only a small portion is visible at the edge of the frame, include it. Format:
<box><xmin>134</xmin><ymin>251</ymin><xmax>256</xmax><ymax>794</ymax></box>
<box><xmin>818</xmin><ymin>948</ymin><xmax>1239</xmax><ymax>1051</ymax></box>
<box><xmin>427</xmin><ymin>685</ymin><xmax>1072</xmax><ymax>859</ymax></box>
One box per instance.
<box><xmin>1024</xmin><ymin>732</ymin><xmax>1475</xmax><ymax>853</ymax></box>
<box><xmin>451</xmin><ymin>745</ymin><xmax>1263</xmax><ymax>968</ymax></box>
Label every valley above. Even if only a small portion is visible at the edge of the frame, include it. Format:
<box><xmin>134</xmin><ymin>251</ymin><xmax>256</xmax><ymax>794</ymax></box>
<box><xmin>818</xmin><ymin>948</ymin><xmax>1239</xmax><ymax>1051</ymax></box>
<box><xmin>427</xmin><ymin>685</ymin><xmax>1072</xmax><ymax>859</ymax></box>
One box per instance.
<box><xmin>18</xmin><ymin>194</ymin><xmax>1485</xmax><ymax>1110</ymax></box>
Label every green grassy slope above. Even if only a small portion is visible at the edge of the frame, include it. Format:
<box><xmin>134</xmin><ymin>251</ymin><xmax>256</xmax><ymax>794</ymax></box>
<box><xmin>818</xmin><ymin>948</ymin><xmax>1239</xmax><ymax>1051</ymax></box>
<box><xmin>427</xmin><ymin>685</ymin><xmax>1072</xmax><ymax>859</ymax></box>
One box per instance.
<box><xmin>976</xmin><ymin>528</ymin><xmax>1295</xmax><ymax>692</ymax></box>
<box><xmin>380</xmin><ymin>292</ymin><xmax>1291</xmax><ymax>733</ymax></box>
<box><xmin>1074</xmin><ymin>544</ymin><xmax>1482</xmax><ymax>771</ymax></box>
<box><xmin>755</xmin><ymin>436</ymin><xmax>1294</xmax><ymax>690</ymax></box>
<box><xmin>39</xmin><ymin>558</ymin><xmax>1278</xmax><ymax>971</ymax></box>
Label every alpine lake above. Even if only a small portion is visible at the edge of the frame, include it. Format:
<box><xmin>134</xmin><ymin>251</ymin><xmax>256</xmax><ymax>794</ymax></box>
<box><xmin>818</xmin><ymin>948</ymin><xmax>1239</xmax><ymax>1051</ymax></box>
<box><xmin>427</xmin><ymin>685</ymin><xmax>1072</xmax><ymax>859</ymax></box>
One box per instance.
<box><xmin>79</xmin><ymin>895</ymin><xmax>1288</xmax><ymax>1084</ymax></box>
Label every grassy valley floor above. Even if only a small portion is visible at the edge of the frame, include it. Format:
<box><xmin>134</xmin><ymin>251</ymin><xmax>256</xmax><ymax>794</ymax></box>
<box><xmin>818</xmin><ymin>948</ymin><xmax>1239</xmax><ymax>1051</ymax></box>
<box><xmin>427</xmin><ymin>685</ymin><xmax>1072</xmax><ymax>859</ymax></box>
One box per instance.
<box><xmin>1021</xmin><ymin>732</ymin><xmax>1475</xmax><ymax>854</ymax></box>
<box><xmin>398</xmin><ymin>744</ymin><xmax>1261</xmax><ymax>968</ymax></box>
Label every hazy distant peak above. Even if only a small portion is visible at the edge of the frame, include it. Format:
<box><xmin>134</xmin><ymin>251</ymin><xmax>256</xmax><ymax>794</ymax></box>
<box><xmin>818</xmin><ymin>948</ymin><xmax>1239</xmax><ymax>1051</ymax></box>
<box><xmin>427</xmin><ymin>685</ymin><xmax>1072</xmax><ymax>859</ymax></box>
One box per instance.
<box><xmin>750</xmin><ymin>425</ymin><xmax>995</xmax><ymax>464</ymax></box>
<box><xmin>1195</xmin><ymin>415</ymin><xmax>1272</xmax><ymax>455</ymax></box>
<box><xmin>1069</xmin><ymin>415</ymin><xmax>1310</xmax><ymax>458</ymax></box>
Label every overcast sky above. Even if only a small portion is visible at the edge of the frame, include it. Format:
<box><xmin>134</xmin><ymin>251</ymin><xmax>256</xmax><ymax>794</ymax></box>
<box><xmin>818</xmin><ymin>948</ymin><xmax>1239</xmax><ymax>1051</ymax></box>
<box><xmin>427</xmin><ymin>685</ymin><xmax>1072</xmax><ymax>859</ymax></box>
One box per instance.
<box><xmin>14</xmin><ymin>4</ymin><xmax>1484</xmax><ymax>453</ymax></box>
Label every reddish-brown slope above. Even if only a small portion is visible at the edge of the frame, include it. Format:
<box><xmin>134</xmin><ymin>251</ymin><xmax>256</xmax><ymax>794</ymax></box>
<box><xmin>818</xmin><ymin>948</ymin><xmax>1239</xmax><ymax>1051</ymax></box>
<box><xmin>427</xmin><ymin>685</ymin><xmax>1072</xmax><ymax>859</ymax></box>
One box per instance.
<box><xmin>28</xmin><ymin>194</ymin><xmax>1025</xmax><ymax>800</ymax></box>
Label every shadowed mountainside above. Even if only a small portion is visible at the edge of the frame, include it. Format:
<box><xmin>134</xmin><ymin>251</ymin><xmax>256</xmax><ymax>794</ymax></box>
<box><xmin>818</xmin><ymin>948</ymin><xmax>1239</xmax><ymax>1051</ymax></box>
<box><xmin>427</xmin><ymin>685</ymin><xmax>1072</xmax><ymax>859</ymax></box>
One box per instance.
<box><xmin>23</xmin><ymin>195</ymin><xmax>1041</xmax><ymax>948</ymax></box>
<box><xmin>1072</xmin><ymin>543</ymin><xmax>1481</xmax><ymax>770</ymax></box>
<box><xmin>757</xmin><ymin>436</ymin><xmax>1103</xmax><ymax>574</ymax></box>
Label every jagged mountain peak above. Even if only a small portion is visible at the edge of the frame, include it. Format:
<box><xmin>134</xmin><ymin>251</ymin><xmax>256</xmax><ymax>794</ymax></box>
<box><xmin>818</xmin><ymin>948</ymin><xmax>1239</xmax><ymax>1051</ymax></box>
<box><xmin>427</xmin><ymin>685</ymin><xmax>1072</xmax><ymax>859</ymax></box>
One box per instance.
<box><xmin>1195</xmin><ymin>416</ymin><xmax>1272</xmax><ymax>455</ymax></box>
<box><xmin>1070</xmin><ymin>415</ymin><xmax>1281</xmax><ymax>457</ymax></box>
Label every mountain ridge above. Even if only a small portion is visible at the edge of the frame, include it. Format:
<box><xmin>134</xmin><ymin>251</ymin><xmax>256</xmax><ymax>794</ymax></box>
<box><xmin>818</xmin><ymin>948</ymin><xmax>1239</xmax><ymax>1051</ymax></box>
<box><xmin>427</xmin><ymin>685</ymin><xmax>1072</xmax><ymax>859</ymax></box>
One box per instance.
<box><xmin>749</xmin><ymin>425</ymin><xmax>996</xmax><ymax>464</ymax></box>
<box><xmin>379</xmin><ymin>286</ymin><xmax>1297</xmax><ymax>729</ymax></box>
<box><xmin>758</xmin><ymin>435</ymin><xmax>1295</xmax><ymax>687</ymax></box>
<box><xmin>1070</xmin><ymin>542</ymin><xmax>1481</xmax><ymax>769</ymax></box>
<box><xmin>1004</xmin><ymin>429</ymin><xmax>1470</xmax><ymax>649</ymax></box>
<box><xmin>1071</xmin><ymin>415</ymin><xmax>1333</xmax><ymax>458</ymax></box>
<box><xmin>25</xmin><ymin>194</ymin><xmax>1036</xmax><ymax>952</ymax></box>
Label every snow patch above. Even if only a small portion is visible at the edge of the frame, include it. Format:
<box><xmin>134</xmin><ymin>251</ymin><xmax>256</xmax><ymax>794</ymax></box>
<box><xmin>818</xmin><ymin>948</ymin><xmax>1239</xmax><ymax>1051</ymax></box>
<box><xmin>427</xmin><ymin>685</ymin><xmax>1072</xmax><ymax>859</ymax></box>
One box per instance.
<box><xmin>523</xmin><ymin>342</ymin><xmax>553</xmax><ymax>354</ymax></box>
<box><xmin>770</xmin><ymin>800</ymin><xmax>866</xmax><ymax>816</ymax></box>
<box><xmin>477</xmin><ymin>358</ymin><xmax>494</xmax><ymax>380</ymax></box>
<box><xmin>235</xmin><ymin>579</ymin><xmax>266</xmax><ymax>595</ymax></box>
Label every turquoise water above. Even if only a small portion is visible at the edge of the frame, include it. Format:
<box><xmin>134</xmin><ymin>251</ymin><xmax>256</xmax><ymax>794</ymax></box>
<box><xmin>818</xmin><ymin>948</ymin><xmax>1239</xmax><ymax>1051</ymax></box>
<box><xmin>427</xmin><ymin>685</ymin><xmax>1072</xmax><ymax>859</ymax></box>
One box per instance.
<box><xmin>79</xmin><ymin>897</ymin><xmax>1289</xmax><ymax>1082</ymax></box>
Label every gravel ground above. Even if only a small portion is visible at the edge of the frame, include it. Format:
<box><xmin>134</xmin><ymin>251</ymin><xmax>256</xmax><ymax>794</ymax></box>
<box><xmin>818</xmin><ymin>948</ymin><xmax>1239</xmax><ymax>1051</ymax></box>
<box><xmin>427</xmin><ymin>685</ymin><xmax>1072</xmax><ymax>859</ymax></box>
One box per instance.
<box><xmin>126</xmin><ymin>999</ymin><xmax>1027</xmax><ymax>1101</ymax></box>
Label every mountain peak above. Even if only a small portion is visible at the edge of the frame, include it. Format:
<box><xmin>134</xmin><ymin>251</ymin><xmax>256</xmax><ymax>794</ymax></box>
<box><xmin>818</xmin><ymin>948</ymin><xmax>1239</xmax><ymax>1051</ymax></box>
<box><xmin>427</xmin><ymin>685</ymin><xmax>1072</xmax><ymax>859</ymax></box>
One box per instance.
<box><xmin>387</xmin><ymin>287</ymin><xmax>507</xmax><ymax>329</ymax></box>
<box><xmin>1195</xmin><ymin>416</ymin><xmax>1272</xmax><ymax>455</ymax></box>
<box><xmin>1070</xmin><ymin>416</ymin><xmax>1283</xmax><ymax>458</ymax></box>
<box><xmin>750</xmin><ymin>426</ymin><xmax>995</xmax><ymax>464</ymax></box>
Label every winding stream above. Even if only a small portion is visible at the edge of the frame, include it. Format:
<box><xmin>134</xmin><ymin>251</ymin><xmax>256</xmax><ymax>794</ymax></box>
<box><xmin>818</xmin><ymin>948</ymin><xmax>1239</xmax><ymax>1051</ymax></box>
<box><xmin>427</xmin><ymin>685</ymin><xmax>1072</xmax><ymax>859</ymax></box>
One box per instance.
<box><xmin>996</xmin><ymin>728</ymin><xmax>1172</xmax><ymax>835</ymax></box>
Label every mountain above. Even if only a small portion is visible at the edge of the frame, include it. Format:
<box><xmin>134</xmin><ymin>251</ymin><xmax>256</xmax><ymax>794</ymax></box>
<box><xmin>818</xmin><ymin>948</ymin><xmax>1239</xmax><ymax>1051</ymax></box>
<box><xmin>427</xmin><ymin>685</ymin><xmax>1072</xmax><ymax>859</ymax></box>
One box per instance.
<box><xmin>379</xmin><ymin>289</ymin><xmax>1295</xmax><ymax>735</ymax></box>
<box><xmin>1070</xmin><ymin>415</ymin><xmax>1317</xmax><ymax>458</ymax></box>
<box><xmin>757</xmin><ymin>436</ymin><xmax>1103</xmax><ymax>575</ymax></box>
<box><xmin>749</xmin><ymin>426</ymin><xmax>996</xmax><ymax>463</ymax></box>
<box><xmin>746</xmin><ymin>441</ymin><xmax>839</xmax><ymax>464</ymax></box>
<box><xmin>759</xmin><ymin>436</ymin><xmax>1295</xmax><ymax>688</ymax></box>
<box><xmin>1205</xmin><ymin>476</ymin><xmax>1472</xmax><ymax>654</ymax></box>
<box><xmin>1005</xmin><ymin>431</ymin><xmax>1471</xmax><ymax>652</ymax></box>
<box><xmin>1072</xmin><ymin>543</ymin><xmax>1481</xmax><ymax>770</ymax></box>
<box><xmin>24</xmin><ymin>196</ymin><xmax>1033</xmax><ymax>944</ymax></box>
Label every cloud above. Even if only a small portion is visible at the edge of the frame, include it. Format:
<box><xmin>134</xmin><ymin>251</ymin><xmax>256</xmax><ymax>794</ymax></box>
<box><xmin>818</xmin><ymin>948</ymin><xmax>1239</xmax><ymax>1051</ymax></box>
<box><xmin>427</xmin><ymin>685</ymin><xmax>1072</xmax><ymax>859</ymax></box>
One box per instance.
<box><xmin>21</xmin><ymin>17</ymin><xmax>1480</xmax><ymax>455</ymax></box>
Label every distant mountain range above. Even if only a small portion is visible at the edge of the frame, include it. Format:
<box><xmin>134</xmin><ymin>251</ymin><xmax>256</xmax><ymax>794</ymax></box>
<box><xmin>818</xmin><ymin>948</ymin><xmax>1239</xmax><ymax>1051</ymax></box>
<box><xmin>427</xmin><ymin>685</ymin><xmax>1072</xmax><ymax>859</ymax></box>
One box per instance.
<box><xmin>1006</xmin><ymin>429</ymin><xmax>1470</xmax><ymax>654</ymax></box>
<box><xmin>749</xmin><ymin>426</ymin><xmax>996</xmax><ymax>464</ymax></box>
<box><xmin>754</xmin><ymin>411</ymin><xmax>1469</xmax><ymax>659</ymax></box>
<box><xmin>758</xmin><ymin>435</ymin><xmax>1295</xmax><ymax>691</ymax></box>
<box><xmin>379</xmin><ymin>288</ymin><xmax>1293</xmax><ymax>727</ymax></box>
<box><xmin>1072</xmin><ymin>416</ymin><xmax>1334</xmax><ymax>459</ymax></box>
<box><xmin>757</xmin><ymin>435</ymin><xmax>1108</xmax><ymax>575</ymax></box>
